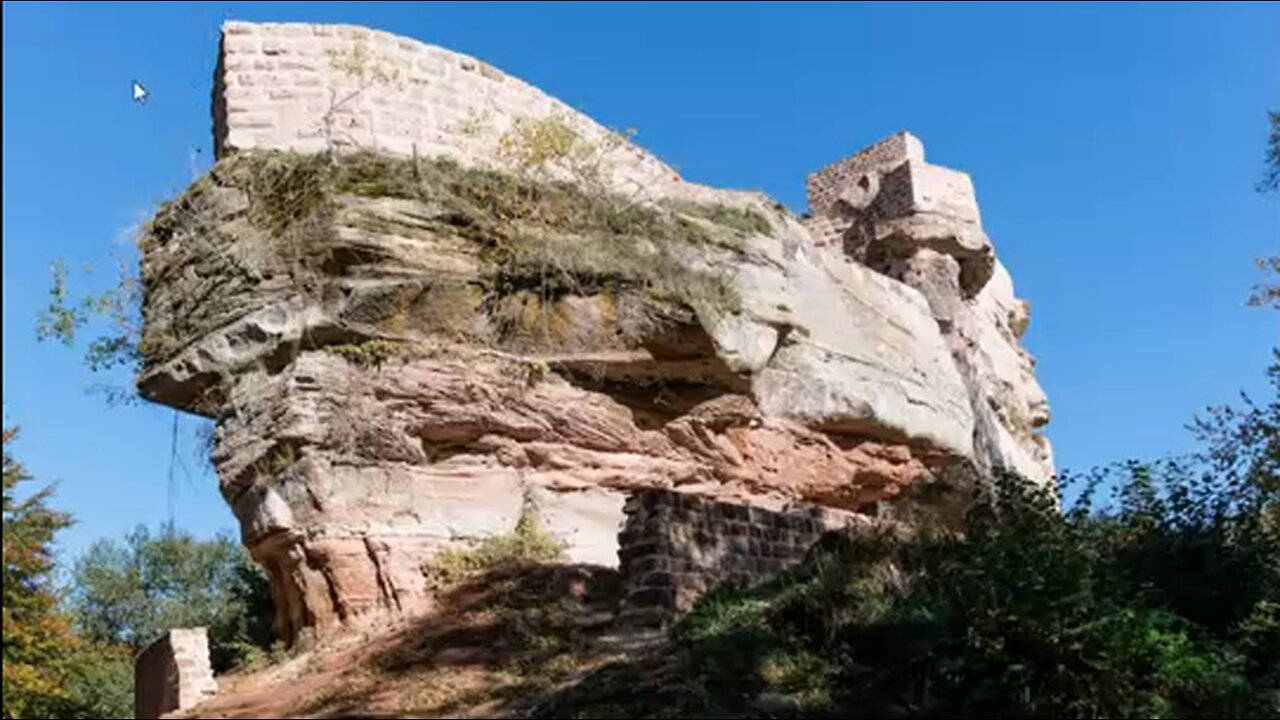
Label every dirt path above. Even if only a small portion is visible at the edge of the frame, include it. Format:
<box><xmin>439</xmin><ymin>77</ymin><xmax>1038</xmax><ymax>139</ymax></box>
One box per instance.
<box><xmin>171</xmin><ymin>564</ymin><xmax>626</xmax><ymax>719</ymax></box>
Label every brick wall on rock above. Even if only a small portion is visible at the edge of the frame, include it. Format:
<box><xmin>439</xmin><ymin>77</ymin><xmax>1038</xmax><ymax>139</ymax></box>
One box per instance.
<box><xmin>134</xmin><ymin>628</ymin><xmax>217</xmax><ymax>719</ymax></box>
<box><xmin>801</xmin><ymin>213</ymin><xmax>845</xmax><ymax>248</ymax></box>
<box><xmin>801</xmin><ymin>131</ymin><xmax>983</xmax><ymax>251</ymax></box>
<box><xmin>617</xmin><ymin>489</ymin><xmax>882</xmax><ymax>625</ymax></box>
<box><xmin>213</xmin><ymin>21</ymin><xmax>704</xmax><ymax>203</ymax></box>
<box><xmin>805</xmin><ymin>131</ymin><xmax>925</xmax><ymax>216</ymax></box>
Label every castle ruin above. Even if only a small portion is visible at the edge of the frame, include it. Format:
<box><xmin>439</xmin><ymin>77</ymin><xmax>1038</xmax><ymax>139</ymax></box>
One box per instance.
<box><xmin>137</xmin><ymin>21</ymin><xmax>1051</xmax><ymax>644</ymax></box>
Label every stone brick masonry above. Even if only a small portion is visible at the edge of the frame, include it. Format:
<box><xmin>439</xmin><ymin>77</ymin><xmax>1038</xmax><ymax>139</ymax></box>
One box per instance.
<box><xmin>801</xmin><ymin>131</ymin><xmax>982</xmax><ymax>250</ymax></box>
<box><xmin>134</xmin><ymin>628</ymin><xmax>217</xmax><ymax>719</ymax></box>
<box><xmin>617</xmin><ymin>489</ymin><xmax>889</xmax><ymax>624</ymax></box>
<box><xmin>213</xmin><ymin>21</ymin><xmax>742</xmax><ymax>206</ymax></box>
<box><xmin>805</xmin><ymin>131</ymin><xmax>925</xmax><ymax>217</ymax></box>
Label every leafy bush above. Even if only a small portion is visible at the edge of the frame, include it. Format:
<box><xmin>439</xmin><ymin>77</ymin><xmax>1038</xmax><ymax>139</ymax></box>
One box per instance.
<box><xmin>664</xmin><ymin>357</ymin><xmax>1278</xmax><ymax>718</ymax></box>
<box><xmin>323</xmin><ymin>338</ymin><xmax>406</xmax><ymax>368</ymax></box>
<box><xmin>56</xmin><ymin>644</ymin><xmax>134</xmax><ymax>719</ymax></box>
<box><xmin>547</xmin><ymin>357</ymin><xmax>1279</xmax><ymax>720</ymax></box>
<box><xmin>423</xmin><ymin>497</ymin><xmax>567</xmax><ymax>589</ymax></box>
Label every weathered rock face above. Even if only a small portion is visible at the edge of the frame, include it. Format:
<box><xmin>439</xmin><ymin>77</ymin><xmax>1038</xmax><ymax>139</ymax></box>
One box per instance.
<box><xmin>804</xmin><ymin>133</ymin><xmax>1053</xmax><ymax>483</ymax></box>
<box><xmin>137</xmin><ymin>21</ymin><xmax>1051</xmax><ymax>643</ymax></box>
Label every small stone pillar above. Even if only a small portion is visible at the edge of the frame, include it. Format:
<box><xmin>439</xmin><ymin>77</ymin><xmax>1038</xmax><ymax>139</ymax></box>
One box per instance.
<box><xmin>134</xmin><ymin>627</ymin><xmax>217</xmax><ymax>719</ymax></box>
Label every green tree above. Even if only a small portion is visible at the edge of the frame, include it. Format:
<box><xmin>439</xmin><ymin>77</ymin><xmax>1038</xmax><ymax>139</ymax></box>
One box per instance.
<box><xmin>1259</xmin><ymin>110</ymin><xmax>1280</xmax><ymax>194</ymax></box>
<box><xmin>1252</xmin><ymin>110</ymin><xmax>1280</xmax><ymax>309</ymax></box>
<box><xmin>69</xmin><ymin>524</ymin><xmax>274</xmax><ymax>673</ymax></box>
<box><xmin>57</xmin><ymin>645</ymin><xmax>134</xmax><ymax>719</ymax></box>
<box><xmin>35</xmin><ymin>257</ymin><xmax>144</xmax><ymax>404</ymax></box>
<box><xmin>3</xmin><ymin>428</ymin><xmax>138</xmax><ymax>720</ymax></box>
<box><xmin>2</xmin><ymin>427</ymin><xmax>79</xmax><ymax>719</ymax></box>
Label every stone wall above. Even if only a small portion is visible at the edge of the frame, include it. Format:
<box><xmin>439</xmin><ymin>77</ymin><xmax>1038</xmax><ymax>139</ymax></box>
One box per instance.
<box><xmin>213</xmin><ymin>21</ymin><xmax>735</xmax><ymax>205</ymax></box>
<box><xmin>805</xmin><ymin>131</ymin><xmax>925</xmax><ymax>217</ymax></box>
<box><xmin>803</xmin><ymin>131</ymin><xmax>983</xmax><ymax>253</ymax></box>
<box><xmin>134</xmin><ymin>628</ymin><xmax>217</xmax><ymax>719</ymax></box>
<box><xmin>617</xmin><ymin>489</ymin><xmax>884</xmax><ymax>624</ymax></box>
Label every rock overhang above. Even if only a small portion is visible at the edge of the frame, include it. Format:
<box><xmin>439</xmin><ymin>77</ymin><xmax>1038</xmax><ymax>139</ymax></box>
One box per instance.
<box><xmin>135</xmin><ymin>20</ymin><xmax>1053</xmax><ymax>643</ymax></box>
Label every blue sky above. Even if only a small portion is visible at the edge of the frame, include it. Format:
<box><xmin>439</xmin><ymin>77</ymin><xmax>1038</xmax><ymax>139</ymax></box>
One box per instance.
<box><xmin>3</xmin><ymin>1</ymin><xmax>1277</xmax><ymax>563</ymax></box>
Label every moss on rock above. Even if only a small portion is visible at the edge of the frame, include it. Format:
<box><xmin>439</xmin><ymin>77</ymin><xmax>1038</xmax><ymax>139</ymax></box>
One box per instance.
<box><xmin>143</xmin><ymin>149</ymin><xmax>753</xmax><ymax>361</ymax></box>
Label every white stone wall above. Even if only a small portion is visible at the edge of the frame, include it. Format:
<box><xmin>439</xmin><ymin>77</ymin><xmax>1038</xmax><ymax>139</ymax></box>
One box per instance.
<box><xmin>215</xmin><ymin>21</ymin><xmax>747</xmax><ymax>207</ymax></box>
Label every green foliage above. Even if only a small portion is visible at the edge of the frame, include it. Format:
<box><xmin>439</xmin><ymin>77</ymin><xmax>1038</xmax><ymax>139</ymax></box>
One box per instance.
<box><xmin>2</xmin><ymin>427</ymin><xmax>80</xmax><ymax>719</ymax></box>
<box><xmin>235</xmin><ymin>150</ymin><xmax>334</xmax><ymax>241</ymax></box>
<box><xmin>493</xmin><ymin>114</ymin><xmax>644</xmax><ymax>202</ymax></box>
<box><xmin>230</xmin><ymin>639</ymin><xmax>291</xmax><ymax>674</ymax></box>
<box><xmin>68</xmin><ymin>524</ymin><xmax>275</xmax><ymax>673</ymax></box>
<box><xmin>423</xmin><ymin>497</ymin><xmax>567</xmax><ymax>589</ymax></box>
<box><xmin>549</xmin><ymin>358</ymin><xmax>1279</xmax><ymax>719</ymax></box>
<box><xmin>35</xmin><ymin>259</ymin><xmax>81</xmax><ymax>346</ymax></box>
<box><xmin>35</xmin><ymin>257</ymin><xmax>143</xmax><ymax>381</ymax></box>
<box><xmin>497</xmin><ymin>115</ymin><xmax>587</xmax><ymax>177</ymax></box>
<box><xmin>696</xmin><ymin>385</ymin><xmax>1275</xmax><ymax>719</ymax></box>
<box><xmin>1250</xmin><ymin>255</ymin><xmax>1280</xmax><ymax>310</ymax></box>
<box><xmin>1252</xmin><ymin>111</ymin><xmax>1279</xmax><ymax>308</ymax></box>
<box><xmin>199</xmin><ymin>149</ymin><xmax>745</xmax><ymax>354</ymax></box>
<box><xmin>327</xmin><ymin>38</ymin><xmax>400</xmax><ymax>87</ymax></box>
<box><xmin>321</xmin><ymin>40</ymin><xmax>403</xmax><ymax>153</ymax></box>
<box><xmin>247</xmin><ymin>443</ymin><xmax>299</xmax><ymax>488</ymax></box>
<box><xmin>1258</xmin><ymin>110</ymin><xmax>1280</xmax><ymax>194</ymax></box>
<box><xmin>661</xmin><ymin>199</ymin><xmax>774</xmax><ymax>238</ymax></box>
<box><xmin>44</xmin><ymin>130</ymin><xmax>765</xmax><ymax>380</ymax></box>
<box><xmin>323</xmin><ymin>339</ymin><xmax>406</xmax><ymax>368</ymax></box>
<box><xmin>2</xmin><ymin>429</ymin><xmax>141</xmax><ymax>719</ymax></box>
<box><xmin>56</xmin><ymin>644</ymin><xmax>134</xmax><ymax>719</ymax></box>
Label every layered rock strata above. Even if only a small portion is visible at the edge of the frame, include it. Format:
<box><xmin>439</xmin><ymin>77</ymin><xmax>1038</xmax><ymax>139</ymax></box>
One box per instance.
<box><xmin>136</xmin><ymin>21</ymin><xmax>1051</xmax><ymax>643</ymax></box>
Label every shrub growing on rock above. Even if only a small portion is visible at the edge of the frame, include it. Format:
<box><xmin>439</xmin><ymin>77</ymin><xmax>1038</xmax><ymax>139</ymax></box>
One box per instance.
<box><xmin>423</xmin><ymin>496</ymin><xmax>568</xmax><ymax>590</ymax></box>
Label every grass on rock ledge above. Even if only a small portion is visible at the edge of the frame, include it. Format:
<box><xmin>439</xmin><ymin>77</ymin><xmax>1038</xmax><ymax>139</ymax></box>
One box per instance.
<box><xmin>218</xmin><ymin>149</ymin><xmax>761</xmax><ymax>308</ymax></box>
<box><xmin>138</xmin><ymin>149</ymin><xmax>772</xmax><ymax>365</ymax></box>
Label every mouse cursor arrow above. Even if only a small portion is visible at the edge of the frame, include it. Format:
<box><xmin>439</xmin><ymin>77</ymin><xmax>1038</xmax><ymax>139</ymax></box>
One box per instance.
<box><xmin>132</xmin><ymin>81</ymin><xmax>148</xmax><ymax>103</ymax></box>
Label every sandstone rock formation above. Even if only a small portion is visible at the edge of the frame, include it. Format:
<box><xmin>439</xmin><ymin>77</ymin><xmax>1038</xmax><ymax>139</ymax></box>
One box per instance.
<box><xmin>137</xmin><ymin>21</ymin><xmax>1051</xmax><ymax>644</ymax></box>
